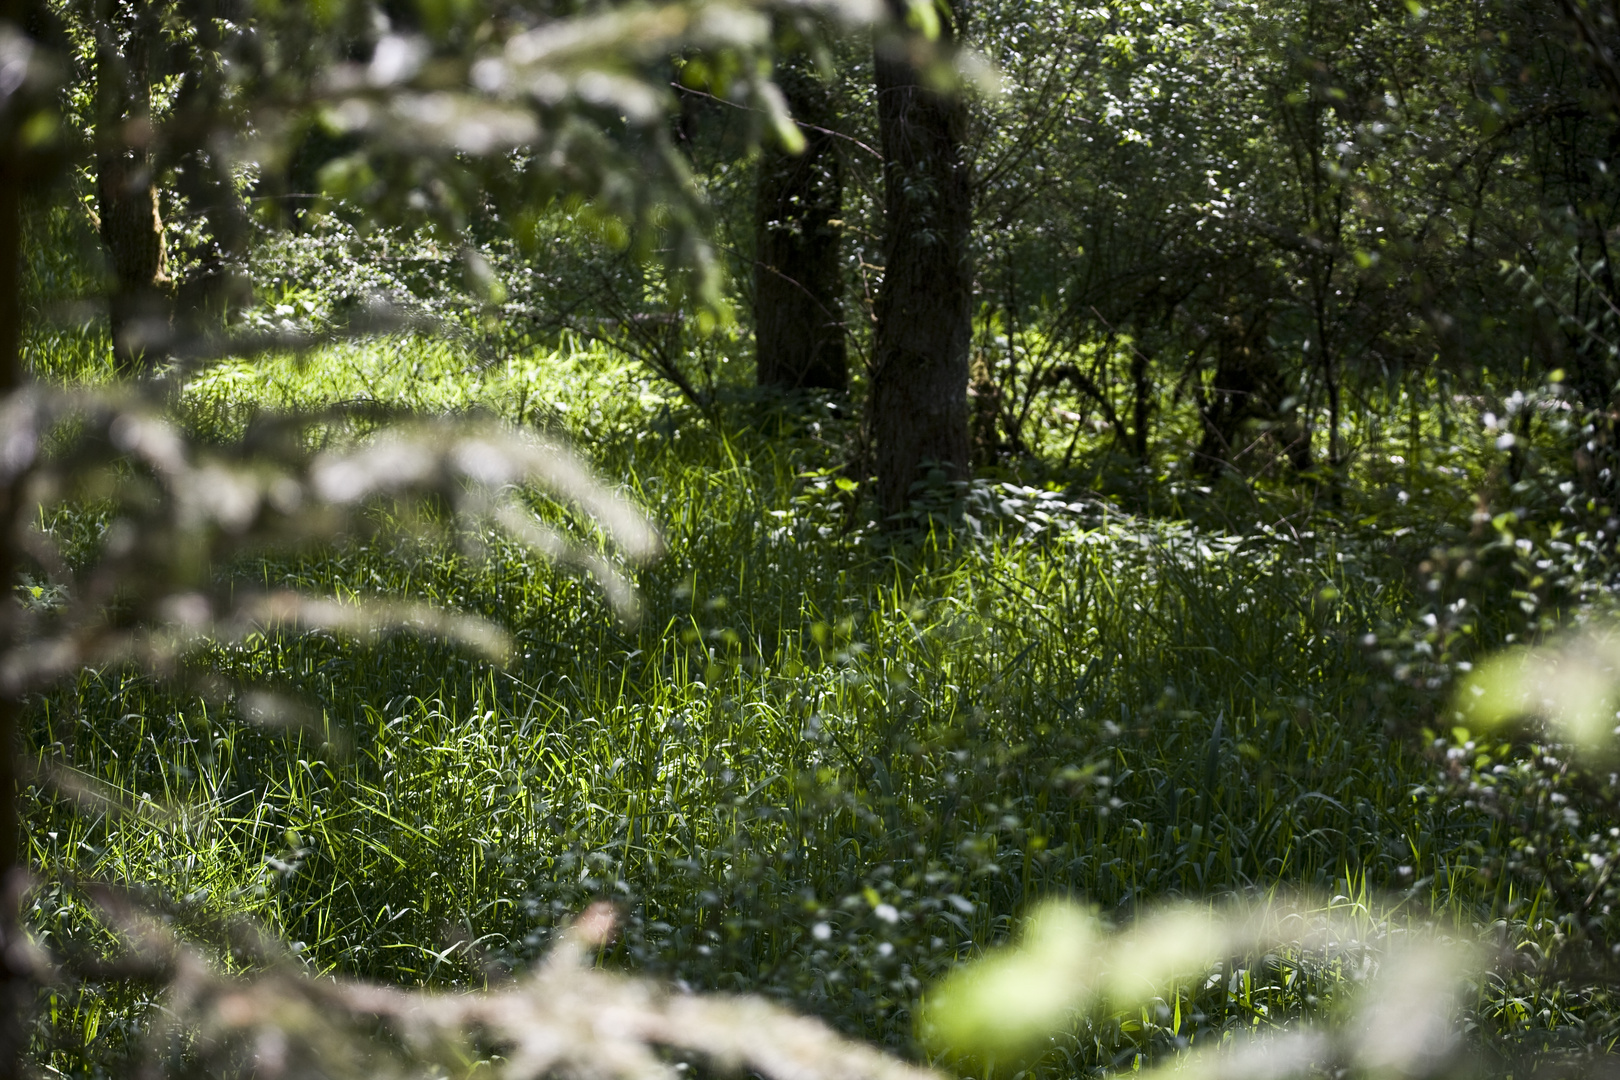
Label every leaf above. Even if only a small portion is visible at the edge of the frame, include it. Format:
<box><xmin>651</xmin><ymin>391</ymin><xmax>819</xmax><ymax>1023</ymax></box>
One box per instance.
<box><xmin>1457</xmin><ymin>631</ymin><xmax>1620</xmax><ymax>751</ymax></box>
<box><xmin>921</xmin><ymin>901</ymin><xmax>1100</xmax><ymax>1060</ymax></box>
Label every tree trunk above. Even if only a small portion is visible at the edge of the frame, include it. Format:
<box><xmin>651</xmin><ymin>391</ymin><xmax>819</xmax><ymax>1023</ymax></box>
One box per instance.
<box><xmin>870</xmin><ymin>17</ymin><xmax>972</xmax><ymax>518</ymax></box>
<box><xmin>1193</xmin><ymin>310</ymin><xmax>1315</xmax><ymax>477</ymax></box>
<box><xmin>1130</xmin><ymin>344</ymin><xmax>1151</xmax><ymax>464</ymax></box>
<box><xmin>96</xmin><ymin>3</ymin><xmax>169</xmax><ymax>373</ymax></box>
<box><xmin>754</xmin><ymin>57</ymin><xmax>846</xmax><ymax>393</ymax></box>
<box><xmin>1196</xmin><ymin>313</ymin><xmax>1275</xmax><ymax>474</ymax></box>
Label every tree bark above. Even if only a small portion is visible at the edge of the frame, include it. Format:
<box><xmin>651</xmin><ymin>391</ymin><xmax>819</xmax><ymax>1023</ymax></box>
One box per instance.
<box><xmin>1195</xmin><ymin>312</ymin><xmax>1274</xmax><ymax>473</ymax></box>
<box><xmin>1130</xmin><ymin>344</ymin><xmax>1151</xmax><ymax>464</ymax></box>
<box><xmin>870</xmin><ymin>17</ymin><xmax>972</xmax><ymax>518</ymax></box>
<box><xmin>96</xmin><ymin>1</ymin><xmax>169</xmax><ymax>372</ymax></box>
<box><xmin>753</xmin><ymin>57</ymin><xmax>847</xmax><ymax>393</ymax></box>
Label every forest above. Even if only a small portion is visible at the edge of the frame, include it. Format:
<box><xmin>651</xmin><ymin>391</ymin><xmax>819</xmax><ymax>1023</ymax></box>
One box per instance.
<box><xmin>7</xmin><ymin>0</ymin><xmax>1620</xmax><ymax>1077</ymax></box>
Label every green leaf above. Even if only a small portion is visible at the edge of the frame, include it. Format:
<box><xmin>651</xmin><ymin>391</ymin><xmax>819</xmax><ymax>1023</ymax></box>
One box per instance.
<box><xmin>1457</xmin><ymin>636</ymin><xmax>1620</xmax><ymax>751</ymax></box>
<box><xmin>922</xmin><ymin>902</ymin><xmax>1100</xmax><ymax>1061</ymax></box>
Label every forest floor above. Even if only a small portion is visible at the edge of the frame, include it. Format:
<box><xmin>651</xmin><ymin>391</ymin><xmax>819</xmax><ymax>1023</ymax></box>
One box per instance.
<box><xmin>21</xmin><ymin>331</ymin><xmax>1605</xmax><ymax>1076</ymax></box>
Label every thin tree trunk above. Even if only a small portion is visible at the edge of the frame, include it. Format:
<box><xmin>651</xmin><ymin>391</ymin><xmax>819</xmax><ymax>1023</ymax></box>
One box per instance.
<box><xmin>96</xmin><ymin>2</ymin><xmax>169</xmax><ymax>372</ymax></box>
<box><xmin>1323</xmin><ymin>335</ymin><xmax>1343</xmax><ymax>504</ymax></box>
<box><xmin>1130</xmin><ymin>345</ymin><xmax>1151</xmax><ymax>463</ymax></box>
<box><xmin>754</xmin><ymin>56</ymin><xmax>846</xmax><ymax>393</ymax></box>
<box><xmin>1326</xmin><ymin>358</ymin><xmax>1341</xmax><ymax>468</ymax></box>
<box><xmin>870</xmin><ymin>17</ymin><xmax>972</xmax><ymax>518</ymax></box>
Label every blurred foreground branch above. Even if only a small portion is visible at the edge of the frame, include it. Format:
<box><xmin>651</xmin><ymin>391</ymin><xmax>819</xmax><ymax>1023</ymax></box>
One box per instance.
<box><xmin>73</xmin><ymin>899</ymin><xmax>939</xmax><ymax>1080</ymax></box>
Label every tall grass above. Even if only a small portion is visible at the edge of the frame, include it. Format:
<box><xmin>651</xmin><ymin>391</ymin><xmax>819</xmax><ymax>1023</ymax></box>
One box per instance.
<box><xmin>23</xmin><ymin>332</ymin><xmax>1566</xmax><ymax>1076</ymax></box>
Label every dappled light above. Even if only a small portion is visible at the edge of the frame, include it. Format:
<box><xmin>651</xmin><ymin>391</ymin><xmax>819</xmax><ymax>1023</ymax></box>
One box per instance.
<box><xmin>8</xmin><ymin>0</ymin><xmax>1620</xmax><ymax>1079</ymax></box>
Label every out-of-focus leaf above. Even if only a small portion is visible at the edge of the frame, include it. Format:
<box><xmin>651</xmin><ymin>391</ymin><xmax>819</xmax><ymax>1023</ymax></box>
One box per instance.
<box><xmin>493</xmin><ymin>501</ymin><xmax>642</xmax><ymax>621</ymax></box>
<box><xmin>446</xmin><ymin>427</ymin><xmax>664</xmax><ymax>561</ymax></box>
<box><xmin>1457</xmin><ymin>630</ymin><xmax>1620</xmax><ymax>750</ymax></box>
<box><xmin>1146</xmin><ymin>1030</ymin><xmax>1332</xmax><ymax>1080</ymax></box>
<box><xmin>921</xmin><ymin>901</ymin><xmax>1100</xmax><ymax>1060</ymax></box>
<box><xmin>924</xmin><ymin>900</ymin><xmax>1268</xmax><ymax>1061</ymax></box>
<box><xmin>28</xmin><ymin>758</ymin><xmax>178</xmax><ymax>830</ymax></box>
<box><xmin>924</xmin><ymin>898</ymin><xmax>1482</xmax><ymax>1073</ymax></box>
<box><xmin>237</xmin><ymin>690</ymin><xmax>323</xmax><ymax>733</ymax></box>
<box><xmin>1132</xmin><ymin>935</ymin><xmax>1478</xmax><ymax>1080</ymax></box>
<box><xmin>756</xmin><ymin>78</ymin><xmax>808</xmax><ymax>153</ymax></box>
<box><xmin>0</xmin><ymin>390</ymin><xmax>41</xmax><ymax>484</ymax></box>
<box><xmin>900</xmin><ymin>0</ymin><xmax>940</xmax><ymax>38</ymax></box>
<box><xmin>1102</xmin><ymin>905</ymin><xmax>1229</xmax><ymax>1006</ymax></box>
<box><xmin>1351</xmin><ymin>938</ymin><xmax>1473</xmax><ymax>1076</ymax></box>
<box><xmin>4</xmin><ymin>398</ymin><xmax>657</xmax><ymax>697</ymax></box>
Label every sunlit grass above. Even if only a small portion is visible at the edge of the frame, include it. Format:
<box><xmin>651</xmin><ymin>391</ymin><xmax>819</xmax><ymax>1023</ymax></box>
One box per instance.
<box><xmin>22</xmin><ymin>331</ymin><xmax>1584</xmax><ymax>1076</ymax></box>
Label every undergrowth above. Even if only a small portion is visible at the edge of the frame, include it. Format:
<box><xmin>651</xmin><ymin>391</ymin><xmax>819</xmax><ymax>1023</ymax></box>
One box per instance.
<box><xmin>20</xmin><ymin>332</ymin><xmax>1602</xmax><ymax>1077</ymax></box>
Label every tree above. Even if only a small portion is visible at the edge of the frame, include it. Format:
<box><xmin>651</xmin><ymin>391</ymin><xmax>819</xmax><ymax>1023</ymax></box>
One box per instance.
<box><xmin>869</xmin><ymin>4</ymin><xmax>972</xmax><ymax>518</ymax></box>
<box><xmin>92</xmin><ymin>0</ymin><xmax>170</xmax><ymax>372</ymax></box>
<box><xmin>753</xmin><ymin>51</ymin><xmax>847</xmax><ymax>394</ymax></box>
<box><xmin>954</xmin><ymin>0</ymin><xmax>1542</xmax><ymax>490</ymax></box>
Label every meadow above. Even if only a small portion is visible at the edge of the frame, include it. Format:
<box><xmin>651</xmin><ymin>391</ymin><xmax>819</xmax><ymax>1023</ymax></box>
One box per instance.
<box><xmin>21</xmin><ymin>317</ymin><xmax>1602</xmax><ymax>1077</ymax></box>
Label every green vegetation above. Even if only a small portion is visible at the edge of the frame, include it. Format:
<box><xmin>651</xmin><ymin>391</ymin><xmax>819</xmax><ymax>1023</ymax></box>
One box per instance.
<box><xmin>16</xmin><ymin>0</ymin><xmax>1620</xmax><ymax>1077</ymax></box>
<box><xmin>17</xmin><ymin>322</ymin><xmax>1605</xmax><ymax>1075</ymax></box>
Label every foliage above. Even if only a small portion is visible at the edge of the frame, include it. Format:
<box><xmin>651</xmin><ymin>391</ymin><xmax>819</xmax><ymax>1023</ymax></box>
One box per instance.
<box><xmin>1</xmin><ymin>3</ymin><xmax>917</xmax><ymax>1080</ymax></box>
<box><xmin>22</xmin><ymin>0</ymin><xmax>1620</xmax><ymax>1078</ymax></box>
<box><xmin>11</xmin><ymin>332</ymin><xmax>1559</xmax><ymax>1076</ymax></box>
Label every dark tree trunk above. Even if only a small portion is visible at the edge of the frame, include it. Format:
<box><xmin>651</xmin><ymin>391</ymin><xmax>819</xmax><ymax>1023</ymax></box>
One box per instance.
<box><xmin>754</xmin><ymin>58</ymin><xmax>847</xmax><ymax>393</ymax></box>
<box><xmin>96</xmin><ymin>3</ymin><xmax>169</xmax><ymax>372</ymax></box>
<box><xmin>1130</xmin><ymin>345</ymin><xmax>1151</xmax><ymax>464</ymax></box>
<box><xmin>1194</xmin><ymin>311</ymin><xmax>1310</xmax><ymax>476</ymax></box>
<box><xmin>870</xmin><ymin>19</ymin><xmax>972</xmax><ymax>518</ymax></box>
<box><xmin>1196</xmin><ymin>314</ymin><xmax>1274</xmax><ymax>473</ymax></box>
